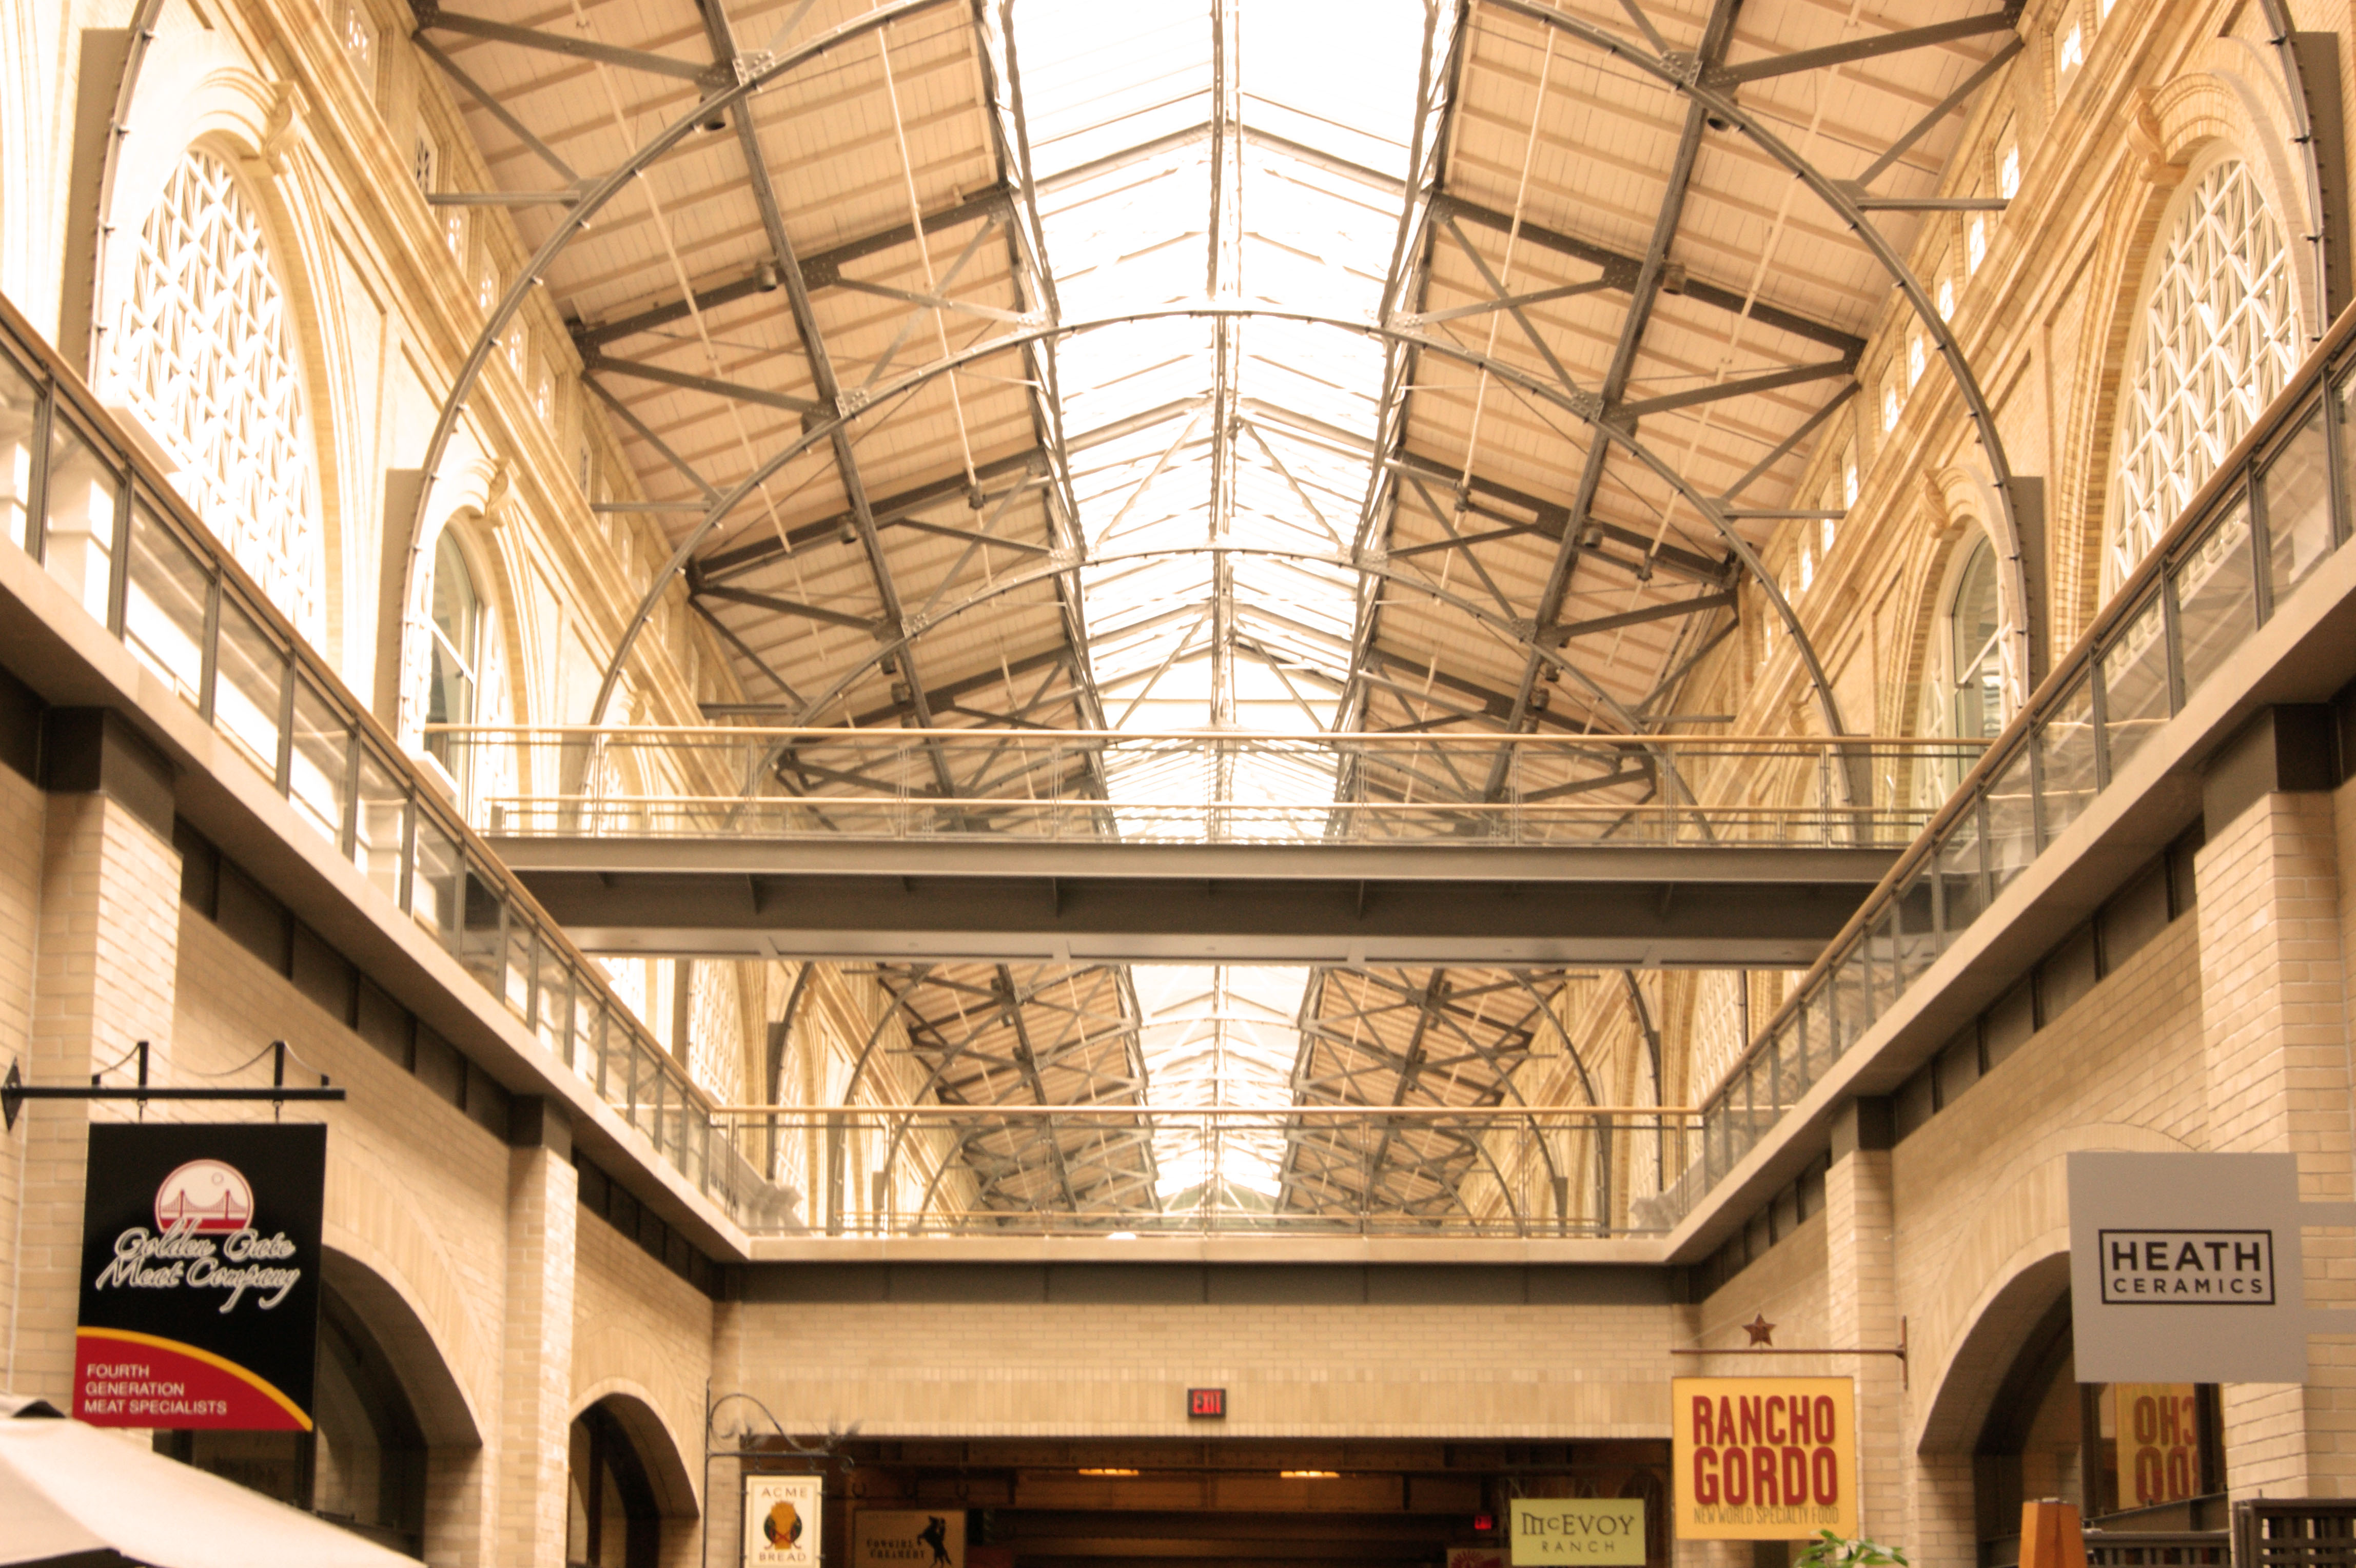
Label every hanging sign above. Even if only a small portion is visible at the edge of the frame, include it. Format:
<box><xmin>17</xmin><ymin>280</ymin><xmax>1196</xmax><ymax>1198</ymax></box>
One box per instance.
<box><xmin>855</xmin><ymin>1509</ymin><xmax>965</xmax><ymax>1568</ymax></box>
<box><xmin>747</xmin><ymin>1475</ymin><xmax>824</xmax><ymax>1568</ymax></box>
<box><xmin>1671</xmin><ymin>1376</ymin><xmax>1856</xmax><ymax>1540</ymax></box>
<box><xmin>2068</xmin><ymin>1152</ymin><xmax>2309</xmax><ymax>1382</ymax></box>
<box><xmin>72</xmin><ymin>1123</ymin><xmax>325</xmax><ymax>1430</ymax></box>
<box><xmin>1511</xmin><ymin>1498</ymin><xmax>1647</xmax><ymax>1565</ymax></box>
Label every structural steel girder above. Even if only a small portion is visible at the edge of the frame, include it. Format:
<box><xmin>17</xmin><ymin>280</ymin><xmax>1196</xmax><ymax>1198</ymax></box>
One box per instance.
<box><xmin>485</xmin><ymin>836</ymin><xmax>1893</xmax><ymax>967</ymax></box>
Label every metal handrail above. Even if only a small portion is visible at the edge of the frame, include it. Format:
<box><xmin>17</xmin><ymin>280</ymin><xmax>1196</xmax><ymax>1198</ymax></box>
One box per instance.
<box><xmin>1678</xmin><ymin>293</ymin><xmax>2356</xmax><ymax>1221</ymax></box>
<box><xmin>0</xmin><ymin>288</ymin><xmax>780</xmax><ymax>1226</ymax></box>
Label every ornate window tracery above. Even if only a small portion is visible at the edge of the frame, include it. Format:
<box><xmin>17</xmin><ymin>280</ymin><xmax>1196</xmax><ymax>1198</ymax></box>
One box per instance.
<box><xmin>2109</xmin><ymin>157</ymin><xmax>2300</xmax><ymax>593</ymax></box>
<box><xmin>109</xmin><ymin>149</ymin><xmax>323</xmax><ymax>640</ymax></box>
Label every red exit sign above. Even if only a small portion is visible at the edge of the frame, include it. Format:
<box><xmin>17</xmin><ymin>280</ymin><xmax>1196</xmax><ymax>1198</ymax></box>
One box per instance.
<box><xmin>1188</xmin><ymin>1387</ymin><xmax>1226</xmax><ymax>1419</ymax></box>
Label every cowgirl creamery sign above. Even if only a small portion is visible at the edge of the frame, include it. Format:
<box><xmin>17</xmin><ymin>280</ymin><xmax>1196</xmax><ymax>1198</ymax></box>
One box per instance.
<box><xmin>1672</xmin><ymin>1377</ymin><xmax>1856</xmax><ymax>1540</ymax></box>
<box><xmin>72</xmin><ymin>1124</ymin><xmax>326</xmax><ymax>1431</ymax></box>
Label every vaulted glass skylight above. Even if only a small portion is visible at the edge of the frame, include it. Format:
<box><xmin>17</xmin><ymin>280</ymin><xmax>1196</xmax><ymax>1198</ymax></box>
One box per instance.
<box><xmin>1006</xmin><ymin>0</ymin><xmax>1447</xmax><ymax>1194</ymax></box>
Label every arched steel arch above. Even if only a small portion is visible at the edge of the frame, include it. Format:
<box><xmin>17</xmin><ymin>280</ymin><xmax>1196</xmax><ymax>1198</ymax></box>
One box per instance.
<box><xmin>1481</xmin><ymin>0</ymin><xmax>2044</xmax><ymax>694</ymax></box>
<box><xmin>567</xmin><ymin>303</ymin><xmax>1856</xmax><ymax>736</ymax></box>
<box><xmin>397</xmin><ymin>0</ymin><xmax>1860</xmax><ymax>742</ymax></box>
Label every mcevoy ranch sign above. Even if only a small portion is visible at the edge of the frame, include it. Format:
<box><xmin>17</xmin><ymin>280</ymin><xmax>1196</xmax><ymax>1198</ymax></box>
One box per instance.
<box><xmin>1672</xmin><ymin>1377</ymin><xmax>1856</xmax><ymax>1540</ymax></box>
<box><xmin>73</xmin><ymin>1123</ymin><xmax>326</xmax><ymax>1430</ymax></box>
<box><xmin>1511</xmin><ymin>1499</ymin><xmax>1646</xmax><ymax>1565</ymax></box>
<box><xmin>2069</xmin><ymin>1151</ymin><xmax>2309</xmax><ymax>1382</ymax></box>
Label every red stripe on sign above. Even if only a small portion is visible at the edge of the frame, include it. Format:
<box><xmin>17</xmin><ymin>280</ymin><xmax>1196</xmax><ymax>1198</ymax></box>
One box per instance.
<box><xmin>74</xmin><ymin>1327</ymin><xmax>310</xmax><ymax>1430</ymax></box>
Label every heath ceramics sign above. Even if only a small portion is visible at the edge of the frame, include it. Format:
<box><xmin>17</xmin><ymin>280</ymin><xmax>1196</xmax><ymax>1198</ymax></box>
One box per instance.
<box><xmin>2068</xmin><ymin>1152</ymin><xmax>2309</xmax><ymax>1383</ymax></box>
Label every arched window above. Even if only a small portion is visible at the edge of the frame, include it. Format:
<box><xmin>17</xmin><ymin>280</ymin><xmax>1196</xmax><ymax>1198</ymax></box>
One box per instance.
<box><xmin>2109</xmin><ymin>158</ymin><xmax>2300</xmax><ymax>594</ymax></box>
<box><xmin>425</xmin><ymin>529</ymin><xmax>479</xmax><ymax>782</ymax></box>
<box><xmin>1948</xmin><ymin>539</ymin><xmax>2006</xmax><ymax>741</ymax></box>
<box><xmin>567</xmin><ymin>1402</ymin><xmax>661</xmax><ymax>1568</ymax></box>
<box><xmin>156</xmin><ymin>1282</ymin><xmax>428</xmax><ymax>1555</ymax></box>
<box><xmin>109</xmin><ymin>148</ymin><xmax>323</xmax><ymax>641</ymax></box>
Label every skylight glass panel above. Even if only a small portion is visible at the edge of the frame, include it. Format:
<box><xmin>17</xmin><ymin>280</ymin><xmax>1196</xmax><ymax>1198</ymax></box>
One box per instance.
<box><xmin>1005</xmin><ymin>0</ymin><xmax>1443</xmax><ymax>1189</ymax></box>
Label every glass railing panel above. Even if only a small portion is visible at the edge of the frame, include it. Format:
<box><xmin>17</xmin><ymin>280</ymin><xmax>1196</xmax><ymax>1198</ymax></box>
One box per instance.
<box><xmin>577</xmin><ymin>1000</ymin><xmax>608</xmax><ymax>1095</ymax></box>
<box><xmin>1827</xmin><ymin>940</ymin><xmax>1869</xmax><ymax>1053</ymax></box>
<box><xmin>213</xmin><ymin>593</ymin><xmax>285</xmax><ymax>777</ymax></box>
<box><xmin>1985</xmin><ymin>748</ymin><xmax>2036</xmax><ymax>896</ymax></box>
<box><xmin>351</xmin><ymin>742</ymin><xmax>408</xmax><ymax>906</ymax></box>
<box><xmin>0</xmin><ymin>345</ymin><xmax>38</xmax><ymax>553</ymax></box>
<box><xmin>287</xmin><ymin>674</ymin><xmax>348</xmax><ymax>847</ymax></box>
<box><xmin>1799</xmin><ymin>992</ymin><xmax>1831</xmax><ymax>1082</ymax></box>
<box><xmin>42</xmin><ymin>416</ymin><xmax>122</xmax><ymax>624</ymax></box>
<box><xmin>1893</xmin><ymin>865</ymin><xmax>1936</xmax><ymax>986</ymax></box>
<box><xmin>1933</xmin><ymin>800</ymin><xmax>1986</xmax><ymax>940</ymax></box>
<box><xmin>2098</xmin><ymin>590</ymin><xmax>2171</xmax><ymax>779</ymax></box>
<box><xmin>411</xmin><ymin>812</ymin><xmax>464</xmax><ymax>946</ymax></box>
<box><xmin>2035</xmin><ymin>675</ymin><xmax>2098</xmax><ymax>845</ymax></box>
<box><xmin>122</xmin><ymin>497</ymin><xmax>208</xmax><ymax>702</ymax></box>
<box><xmin>501</xmin><ymin>914</ymin><xmax>534</xmax><ymax>1018</ymax></box>
<box><xmin>2172</xmin><ymin>497</ymin><xmax>2258</xmax><ymax>698</ymax></box>
<box><xmin>535</xmin><ymin>940</ymin><xmax>573</xmax><ymax>1059</ymax></box>
<box><xmin>2262</xmin><ymin>406</ymin><xmax>2333</xmax><ymax>605</ymax></box>
<box><xmin>457</xmin><ymin>865</ymin><xmax>504</xmax><ymax>990</ymax></box>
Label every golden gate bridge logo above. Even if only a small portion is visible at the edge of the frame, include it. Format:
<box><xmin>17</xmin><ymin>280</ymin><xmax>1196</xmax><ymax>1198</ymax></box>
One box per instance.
<box><xmin>153</xmin><ymin>1159</ymin><xmax>253</xmax><ymax>1234</ymax></box>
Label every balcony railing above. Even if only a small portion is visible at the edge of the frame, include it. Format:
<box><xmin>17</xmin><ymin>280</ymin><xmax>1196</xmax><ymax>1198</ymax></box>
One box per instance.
<box><xmin>721</xmin><ymin>1104</ymin><xmax>1699</xmax><ymax>1238</ymax></box>
<box><xmin>1669</xmin><ymin>299</ymin><xmax>2356</xmax><ymax>1228</ymax></box>
<box><xmin>0</xmin><ymin>292</ymin><xmax>783</xmax><ymax>1229</ymax></box>
<box><xmin>433</xmin><ymin>729</ymin><xmax>1982</xmax><ymax>850</ymax></box>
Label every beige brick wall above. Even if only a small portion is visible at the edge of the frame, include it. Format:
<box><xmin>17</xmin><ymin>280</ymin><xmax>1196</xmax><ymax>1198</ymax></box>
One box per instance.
<box><xmin>10</xmin><ymin>793</ymin><xmax>181</xmax><ymax>1406</ymax></box>
<box><xmin>0</xmin><ymin>762</ymin><xmax>43</xmax><ymax>1390</ymax></box>
<box><xmin>714</xmin><ymin>1296</ymin><xmax>1674</xmax><ymax>1440</ymax></box>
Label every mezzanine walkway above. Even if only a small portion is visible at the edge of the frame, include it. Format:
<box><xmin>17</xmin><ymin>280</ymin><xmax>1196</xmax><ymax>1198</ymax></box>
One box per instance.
<box><xmin>448</xmin><ymin>730</ymin><xmax>1960</xmax><ymax>965</ymax></box>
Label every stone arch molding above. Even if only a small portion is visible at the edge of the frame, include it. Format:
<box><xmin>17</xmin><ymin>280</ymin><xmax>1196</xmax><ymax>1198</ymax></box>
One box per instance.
<box><xmin>571</xmin><ymin>1379</ymin><xmax>702</xmax><ymax>1518</ymax></box>
<box><xmin>90</xmin><ymin>61</ymin><xmax>344</xmax><ymax>659</ymax></box>
<box><xmin>318</xmin><ymin>1244</ymin><xmax>483</xmax><ymax>1451</ymax></box>
<box><xmin>1913</xmin><ymin>1121</ymin><xmax>2195</xmax><ymax>1456</ymax></box>
<box><xmin>400</xmin><ymin>463</ymin><xmax>520</xmax><ymax>794</ymax></box>
<box><xmin>2065</xmin><ymin>64</ymin><xmax>2324</xmax><ymax>633</ymax></box>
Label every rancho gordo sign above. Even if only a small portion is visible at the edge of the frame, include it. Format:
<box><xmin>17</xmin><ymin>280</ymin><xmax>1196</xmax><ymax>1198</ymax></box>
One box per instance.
<box><xmin>1671</xmin><ymin>1376</ymin><xmax>1856</xmax><ymax>1540</ymax></box>
<box><xmin>72</xmin><ymin>1123</ymin><xmax>326</xmax><ymax>1431</ymax></box>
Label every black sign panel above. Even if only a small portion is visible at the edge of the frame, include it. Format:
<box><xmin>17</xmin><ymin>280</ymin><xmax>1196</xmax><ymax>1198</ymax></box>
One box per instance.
<box><xmin>73</xmin><ymin>1123</ymin><xmax>326</xmax><ymax>1431</ymax></box>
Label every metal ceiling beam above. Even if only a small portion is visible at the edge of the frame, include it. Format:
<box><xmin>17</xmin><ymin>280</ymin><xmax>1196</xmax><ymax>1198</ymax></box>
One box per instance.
<box><xmin>1716</xmin><ymin>10</ymin><xmax>2020</xmax><ymax>85</ymax></box>
<box><xmin>1485</xmin><ymin>0</ymin><xmax>2038</xmax><ymax>696</ymax></box>
<box><xmin>699</xmin><ymin>450</ymin><xmax>1047</xmax><ymax>582</ymax></box>
<box><xmin>1539</xmin><ymin>592</ymin><xmax>1738</xmax><ymax>644</ymax></box>
<box><xmin>1475</xmin><ymin>0</ymin><xmax>1747</xmax><ymax>808</ymax></box>
<box><xmin>413</xmin><ymin>4</ymin><xmax>718</xmax><ymax>82</ymax></box>
<box><xmin>1426</xmin><ymin>193</ymin><xmax>1866</xmax><ymax>357</ymax></box>
<box><xmin>570</xmin><ymin>192</ymin><xmax>1014</xmax><ymax>354</ymax></box>
<box><xmin>396</xmin><ymin>0</ymin><xmax>1852</xmax><ymax>773</ymax></box>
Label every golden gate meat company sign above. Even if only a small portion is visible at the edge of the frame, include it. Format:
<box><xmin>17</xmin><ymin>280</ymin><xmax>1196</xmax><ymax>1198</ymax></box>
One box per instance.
<box><xmin>1671</xmin><ymin>1377</ymin><xmax>1856</xmax><ymax>1540</ymax></box>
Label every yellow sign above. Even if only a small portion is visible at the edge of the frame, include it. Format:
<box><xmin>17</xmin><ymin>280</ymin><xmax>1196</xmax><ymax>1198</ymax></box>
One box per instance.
<box><xmin>1672</xmin><ymin>1376</ymin><xmax>1857</xmax><ymax>1540</ymax></box>
<box><xmin>745</xmin><ymin>1475</ymin><xmax>822</xmax><ymax>1568</ymax></box>
<box><xmin>2113</xmin><ymin>1383</ymin><xmax>2201</xmax><ymax>1508</ymax></box>
<box><xmin>1511</xmin><ymin>1499</ymin><xmax>1647</xmax><ymax>1565</ymax></box>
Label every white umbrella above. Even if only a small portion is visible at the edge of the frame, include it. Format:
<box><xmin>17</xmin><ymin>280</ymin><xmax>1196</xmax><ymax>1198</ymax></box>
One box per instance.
<box><xmin>0</xmin><ymin>1397</ymin><xmax>419</xmax><ymax>1567</ymax></box>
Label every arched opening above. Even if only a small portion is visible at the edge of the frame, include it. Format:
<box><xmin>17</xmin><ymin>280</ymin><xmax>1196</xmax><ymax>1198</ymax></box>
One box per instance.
<box><xmin>1917</xmin><ymin>532</ymin><xmax>2009</xmax><ymax>806</ymax></box>
<box><xmin>1970</xmin><ymin>1293</ymin><xmax>2227</xmax><ymax>1567</ymax></box>
<box><xmin>1948</xmin><ymin>539</ymin><xmax>2006</xmax><ymax>744</ymax></box>
<box><xmin>103</xmin><ymin>144</ymin><xmax>326</xmax><ymax>644</ymax></box>
<box><xmin>424</xmin><ymin>526</ymin><xmax>481</xmax><ymax>797</ymax></box>
<box><xmin>2106</xmin><ymin>152</ymin><xmax>2302</xmax><ymax>601</ymax></box>
<box><xmin>154</xmin><ymin>1277</ymin><xmax>429</xmax><ymax>1556</ymax></box>
<box><xmin>568</xmin><ymin>1398</ymin><xmax>665</xmax><ymax>1568</ymax></box>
